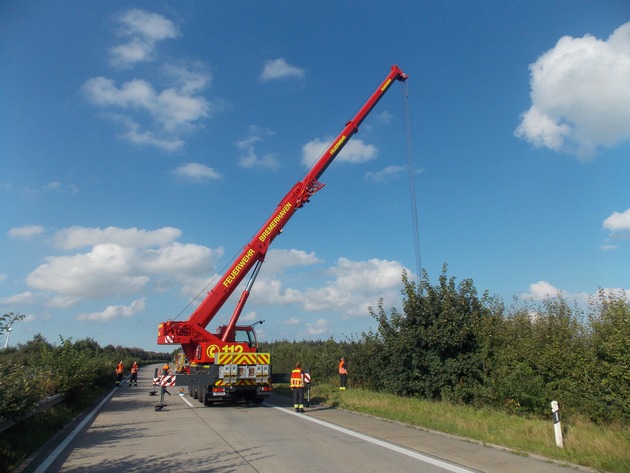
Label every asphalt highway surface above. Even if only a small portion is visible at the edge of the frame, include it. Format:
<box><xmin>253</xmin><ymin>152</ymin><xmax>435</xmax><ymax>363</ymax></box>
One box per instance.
<box><xmin>16</xmin><ymin>365</ymin><xmax>591</xmax><ymax>473</ymax></box>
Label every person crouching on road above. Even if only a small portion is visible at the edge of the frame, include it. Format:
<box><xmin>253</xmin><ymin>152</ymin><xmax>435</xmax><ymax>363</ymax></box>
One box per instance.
<box><xmin>129</xmin><ymin>361</ymin><xmax>139</xmax><ymax>386</ymax></box>
<box><xmin>290</xmin><ymin>362</ymin><xmax>305</xmax><ymax>413</ymax></box>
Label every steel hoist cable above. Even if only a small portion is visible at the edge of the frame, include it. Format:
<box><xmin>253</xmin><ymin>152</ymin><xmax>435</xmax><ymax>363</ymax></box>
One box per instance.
<box><xmin>402</xmin><ymin>80</ymin><xmax>422</xmax><ymax>283</ymax></box>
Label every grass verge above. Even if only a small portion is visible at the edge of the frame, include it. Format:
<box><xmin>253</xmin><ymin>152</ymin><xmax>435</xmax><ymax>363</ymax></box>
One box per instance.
<box><xmin>277</xmin><ymin>383</ymin><xmax>629</xmax><ymax>473</ymax></box>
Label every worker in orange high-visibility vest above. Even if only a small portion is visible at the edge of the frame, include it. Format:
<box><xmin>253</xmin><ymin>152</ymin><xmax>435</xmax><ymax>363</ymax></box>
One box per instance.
<box><xmin>129</xmin><ymin>361</ymin><xmax>139</xmax><ymax>387</ymax></box>
<box><xmin>338</xmin><ymin>357</ymin><xmax>348</xmax><ymax>391</ymax></box>
<box><xmin>290</xmin><ymin>362</ymin><xmax>305</xmax><ymax>413</ymax></box>
<box><xmin>115</xmin><ymin>361</ymin><xmax>124</xmax><ymax>387</ymax></box>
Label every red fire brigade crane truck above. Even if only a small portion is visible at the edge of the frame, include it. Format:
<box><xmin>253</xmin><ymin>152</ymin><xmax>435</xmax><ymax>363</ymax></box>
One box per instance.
<box><xmin>156</xmin><ymin>65</ymin><xmax>408</xmax><ymax>405</ymax></box>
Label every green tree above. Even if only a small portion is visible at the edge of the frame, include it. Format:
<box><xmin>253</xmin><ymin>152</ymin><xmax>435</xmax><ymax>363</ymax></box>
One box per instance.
<box><xmin>350</xmin><ymin>329</ymin><xmax>384</xmax><ymax>390</ymax></box>
<box><xmin>487</xmin><ymin>296</ymin><xmax>590</xmax><ymax>417</ymax></box>
<box><xmin>371</xmin><ymin>266</ymin><xmax>492</xmax><ymax>403</ymax></box>
<box><xmin>261</xmin><ymin>338</ymin><xmax>353</xmax><ymax>384</ymax></box>
<box><xmin>587</xmin><ymin>289</ymin><xmax>630</xmax><ymax>422</ymax></box>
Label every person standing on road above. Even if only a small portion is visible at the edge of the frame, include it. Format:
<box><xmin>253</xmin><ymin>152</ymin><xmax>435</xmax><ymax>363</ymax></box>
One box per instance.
<box><xmin>339</xmin><ymin>357</ymin><xmax>348</xmax><ymax>391</ymax></box>
<box><xmin>129</xmin><ymin>361</ymin><xmax>139</xmax><ymax>386</ymax></box>
<box><xmin>115</xmin><ymin>360</ymin><xmax>124</xmax><ymax>387</ymax></box>
<box><xmin>290</xmin><ymin>362</ymin><xmax>305</xmax><ymax>413</ymax></box>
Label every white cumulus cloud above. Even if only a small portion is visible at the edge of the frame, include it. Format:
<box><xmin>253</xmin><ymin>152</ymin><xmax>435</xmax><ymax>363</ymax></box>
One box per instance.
<box><xmin>263</xmin><ymin>249</ymin><xmax>322</xmax><ymax>275</ymax></box>
<box><xmin>77</xmin><ymin>298</ymin><xmax>146</xmax><ymax>322</ymax></box>
<box><xmin>253</xmin><ymin>255</ymin><xmax>405</xmax><ymax>320</ymax></box>
<box><xmin>306</xmin><ymin>319</ymin><xmax>330</xmax><ymax>336</ymax></box>
<box><xmin>520</xmin><ymin>281</ymin><xmax>591</xmax><ymax>303</ymax></box>
<box><xmin>516</xmin><ymin>22</ymin><xmax>630</xmax><ymax>158</ymax></box>
<box><xmin>0</xmin><ymin>291</ymin><xmax>37</xmax><ymax>306</ymax></box>
<box><xmin>602</xmin><ymin>208</ymin><xmax>630</xmax><ymax>248</ymax></box>
<box><xmin>365</xmin><ymin>165</ymin><xmax>406</xmax><ymax>182</ymax></box>
<box><xmin>302</xmin><ymin>138</ymin><xmax>378</xmax><ymax>168</ymax></box>
<box><xmin>109</xmin><ymin>9</ymin><xmax>179</xmax><ymax>68</ymax></box>
<box><xmin>82</xmin><ymin>72</ymin><xmax>211</xmax><ymax>134</ymax></box>
<box><xmin>260</xmin><ymin>58</ymin><xmax>306</xmax><ymax>81</ymax></box>
<box><xmin>8</xmin><ymin>225</ymin><xmax>45</xmax><ymax>239</ymax></box>
<box><xmin>25</xmin><ymin>226</ymin><xmax>219</xmax><ymax>304</ymax></box>
<box><xmin>173</xmin><ymin>162</ymin><xmax>222</xmax><ymax>182</ymax></box>
<box><xmin>237</xmin><ymin>127</ymin><xmax>280</xmax><ymax>170</ymax></box>
<box><xmin>82</xmin><ymin>9</ymin><xmax>221</xmax><ymax>151</ymax></box>
<box><xmin>603</xmin><ymin>208</ymin><xmax>630</xmax><ymax>232</ymax></box>
<box><xmin>54</xmin><ymin>226</ymin><xmax>181</xmax><ymax>250</ymax></box>
<box><xmin>26</xmin><ymin>244</ymin><xmax>150</xmax><ymax>299</ymax></box>
<box><xmin>521</xmin><ymin>280</ymin><xmax>563</xmax><ymax>301</ymax></box>
<box><xmin>138</xmin><ymin>242</ymin><xmax>216</xmax><ymax>279</ymax></box>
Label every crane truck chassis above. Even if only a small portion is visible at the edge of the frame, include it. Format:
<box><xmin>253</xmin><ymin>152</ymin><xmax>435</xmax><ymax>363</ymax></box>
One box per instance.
<box><xmin>155</xmin><ymin>65</ymin><xmax>408</xmax><ymax>406</ymax></box>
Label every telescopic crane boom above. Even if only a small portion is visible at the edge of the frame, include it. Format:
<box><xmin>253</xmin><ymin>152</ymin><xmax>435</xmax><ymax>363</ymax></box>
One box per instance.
<box><xmin>157</xmin><ymin>65</ymin><xmax>407</xmax><ymax>366</ymax></box>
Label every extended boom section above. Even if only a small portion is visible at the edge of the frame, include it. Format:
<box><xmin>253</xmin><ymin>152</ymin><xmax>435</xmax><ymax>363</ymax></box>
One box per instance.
<box><xmin>156</xmin><ymin>65</ymin><xmax>407</xmax><ymax>405</ymax></box>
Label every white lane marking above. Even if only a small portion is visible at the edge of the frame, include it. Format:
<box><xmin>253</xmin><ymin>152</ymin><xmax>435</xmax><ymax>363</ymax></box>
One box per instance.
<box><xmin>179</xmin><ymin>395</ymin><xmax>194</xmax><ymax>407</ymax></box>
<box><xmin>34</xmin><ymin>387</ymin><xmax>119</xmax><ymax>473</ymax></box>
<box><xmin>268</xmin><ymin>403</ymin><xmax>476</xmax><ymax>473</ymax></box>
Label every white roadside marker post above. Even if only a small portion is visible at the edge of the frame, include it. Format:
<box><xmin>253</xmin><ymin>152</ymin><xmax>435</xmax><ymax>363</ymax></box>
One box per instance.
<box><xmin>551</xmin><ymin>400</ymin><xmax>564</xmax><ymax>448</ymax></box>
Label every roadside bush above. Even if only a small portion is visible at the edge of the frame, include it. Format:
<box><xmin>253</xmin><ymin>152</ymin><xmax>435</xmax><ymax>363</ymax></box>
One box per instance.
<box><xmin>0</xmin><ymin>335</ymin><xmax>170</xmax><ymax>420</ymax></box>
<box><xmin>349</xmin><ymin>329</ymin><xmax>384</xmax><ymax>390</ymax></box>
<box><xmin>585</xmin><ymin>289</ymin><xmax>630</xmax><ymax>423</ymax></box>
<box><xmin>0</xmin><ymin>363</ymin><xmax>41</xmax><ymax>419</ymax></box>
<box><xmin>261</xmin><ymin>338</ymin><xmax>353</xmax><ymax>384</ymax></box>
<box><xmin>367</xmin><ymin>266</ymin><xmax>491</xmax><ymax>403</ymax></box>
<box><xmin>357</xmin><ymin>269</ymin><xmax>628</xmax><ymax>425</ymax></box>
<box><xmin>4</xmin><ymin>270</ymin><xmax>626</xmax><ymax>428</ymax></box>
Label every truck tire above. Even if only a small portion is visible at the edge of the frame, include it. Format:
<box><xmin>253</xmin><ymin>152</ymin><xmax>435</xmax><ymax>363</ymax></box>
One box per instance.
<box><xmin>203</xmin><ymin>395</ymin><xmax>214</xmax><ymax>406</ymax></box>
<box><xmin>198</xmin><ymin>385</ymin><xmax>206</xmax><ymax>404</ymax></box>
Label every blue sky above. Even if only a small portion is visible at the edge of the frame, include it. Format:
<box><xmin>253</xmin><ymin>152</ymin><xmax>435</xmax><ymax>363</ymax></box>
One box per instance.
<box><xmin>2</xmin><ymin>1</ymin><xmax>629</xmax><ymax>351</ymax></box>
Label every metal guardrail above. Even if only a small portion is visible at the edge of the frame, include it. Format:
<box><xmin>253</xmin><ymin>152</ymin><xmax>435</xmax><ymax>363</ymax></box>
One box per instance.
<box><xmin>0</xmin><ymin>393</ymin><xmax>65</xmax><ymax>433</ymax></box>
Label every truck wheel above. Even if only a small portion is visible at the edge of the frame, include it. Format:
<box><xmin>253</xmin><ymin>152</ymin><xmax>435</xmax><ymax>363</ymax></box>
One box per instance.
<box><xmin>198</xmin><ymin>385</ymin><xmax>206</xmax><ymax>404</ymax></box>
<box><xmin>188</xmin><ymin>385</ymin><xmax>193</xmax><ymax>397</ymax></box>
<box><xmin>192</xmin><ymin>385</ymin><xmax>198</xmax><ymax>399</ymax></box>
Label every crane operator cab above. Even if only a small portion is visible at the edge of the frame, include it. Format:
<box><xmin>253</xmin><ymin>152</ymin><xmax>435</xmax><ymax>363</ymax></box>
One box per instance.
<box><xmin>216</xmin><ymin>325</ymin><xmax>259</xmax><ymax>350</ymax></box>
